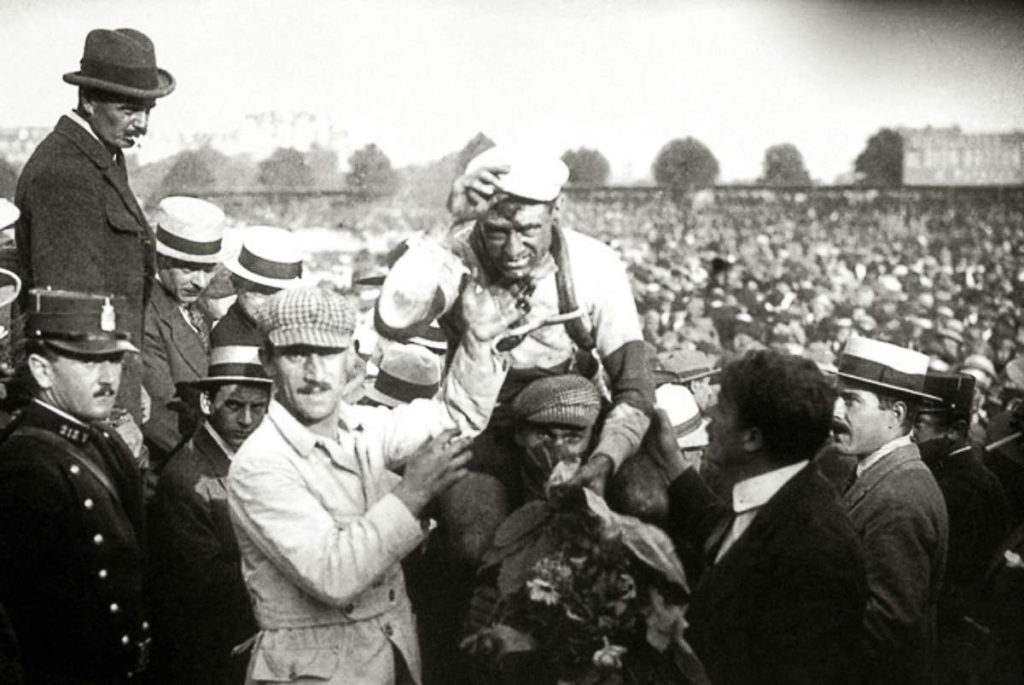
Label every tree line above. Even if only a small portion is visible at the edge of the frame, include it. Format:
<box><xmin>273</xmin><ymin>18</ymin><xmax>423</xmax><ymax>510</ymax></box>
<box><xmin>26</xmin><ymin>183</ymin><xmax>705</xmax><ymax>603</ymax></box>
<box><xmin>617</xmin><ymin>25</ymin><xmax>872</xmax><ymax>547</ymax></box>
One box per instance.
<box><xmin>0</xmin><ymin>127</ymin><xmax>905</xmax><ymax>203</ymax></box>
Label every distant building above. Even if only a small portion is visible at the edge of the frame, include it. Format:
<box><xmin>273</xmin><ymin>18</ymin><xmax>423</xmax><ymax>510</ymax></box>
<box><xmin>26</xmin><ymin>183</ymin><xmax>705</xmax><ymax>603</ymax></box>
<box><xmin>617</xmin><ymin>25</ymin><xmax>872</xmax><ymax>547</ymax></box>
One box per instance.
<box><xmin>902</xmin><ymin>126</ymin><xmax>1024</xmax><ymax>186</ymax></box>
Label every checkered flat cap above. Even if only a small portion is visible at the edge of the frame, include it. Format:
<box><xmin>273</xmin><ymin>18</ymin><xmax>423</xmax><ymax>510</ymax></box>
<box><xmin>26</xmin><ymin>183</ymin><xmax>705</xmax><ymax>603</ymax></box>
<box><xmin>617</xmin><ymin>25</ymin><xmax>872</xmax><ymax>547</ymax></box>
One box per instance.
<box><xmin>258</xmin><ymin>286</ymin><xmax>356</xmax><ymax>349</ymax></box>
<box><xmin>512</xmin><ymin>375</ymin><xmax>601</xmax><ymax>429</ymax></box>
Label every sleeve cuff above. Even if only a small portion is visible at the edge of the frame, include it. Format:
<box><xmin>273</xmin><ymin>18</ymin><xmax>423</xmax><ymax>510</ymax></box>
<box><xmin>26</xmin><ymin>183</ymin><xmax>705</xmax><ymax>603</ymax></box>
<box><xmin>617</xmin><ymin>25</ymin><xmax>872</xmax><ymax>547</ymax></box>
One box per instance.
<box><xmin>365</xmin><ymin>493</ymin><xmax>428</xmax><ymax>562</ymax></box>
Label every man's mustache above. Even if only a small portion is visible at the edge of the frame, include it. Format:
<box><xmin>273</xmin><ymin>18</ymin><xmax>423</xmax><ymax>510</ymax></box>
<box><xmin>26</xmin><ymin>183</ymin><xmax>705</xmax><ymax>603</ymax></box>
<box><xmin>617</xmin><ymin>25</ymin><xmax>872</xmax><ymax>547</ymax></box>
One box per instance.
<box><xmin>831</xmin><ymin>418</ymin><xmax>850</xmax><ymax>434</ymax></box>
<box><xmin>298</xmin><ymin>382</ymin><xmax>332</xmax><ymax>395</ymax></box>
<box><xmin>94</xmin><ymin>385</ymin><xmax>116</xmax><ymax>398</ymax></box>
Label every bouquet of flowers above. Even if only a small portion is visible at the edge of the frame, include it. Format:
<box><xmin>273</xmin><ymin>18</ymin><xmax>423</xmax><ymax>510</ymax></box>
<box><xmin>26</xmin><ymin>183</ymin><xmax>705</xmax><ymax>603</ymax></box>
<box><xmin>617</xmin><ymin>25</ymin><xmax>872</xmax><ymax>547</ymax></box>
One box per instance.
<box><xmin>462</xmin><ymin>486</ymin><xmax>707</xmax><ymax>685</ymax></box>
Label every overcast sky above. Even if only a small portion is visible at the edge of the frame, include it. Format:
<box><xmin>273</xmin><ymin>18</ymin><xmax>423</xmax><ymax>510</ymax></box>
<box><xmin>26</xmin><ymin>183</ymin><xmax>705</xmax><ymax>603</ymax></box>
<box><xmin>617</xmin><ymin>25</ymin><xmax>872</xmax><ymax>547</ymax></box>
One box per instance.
<box><xmin>1</xmin><ymin>0</ymin><xmax>1022</xmax><ymax>182</ymax></box>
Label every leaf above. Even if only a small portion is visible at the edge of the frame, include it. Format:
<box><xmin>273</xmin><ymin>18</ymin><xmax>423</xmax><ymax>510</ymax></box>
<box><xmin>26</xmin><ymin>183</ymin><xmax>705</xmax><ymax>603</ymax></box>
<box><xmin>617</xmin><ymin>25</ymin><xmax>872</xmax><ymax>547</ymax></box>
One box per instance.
<box><xmin>482</xmin><ymin>500</ymin><xmax>553</xmax><ymax>569</ymax></box>
<box><xmin>583</xmin><ymin>489</ymin><xmax>689</xmax><ymax>590</ymax></box>
<box><xmin>496</xmin><ymin>530</ymin><xmax>560</xmax><ymax>596</ymax></box>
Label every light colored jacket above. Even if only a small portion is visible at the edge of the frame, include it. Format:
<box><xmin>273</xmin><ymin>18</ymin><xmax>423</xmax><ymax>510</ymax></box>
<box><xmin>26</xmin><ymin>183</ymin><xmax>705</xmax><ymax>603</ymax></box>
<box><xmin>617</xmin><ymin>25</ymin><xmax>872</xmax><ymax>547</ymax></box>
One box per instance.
<box><xmin>229</xmin><ymin>343</ymin><xmax>505</xmax><ymax>684</ymax></box>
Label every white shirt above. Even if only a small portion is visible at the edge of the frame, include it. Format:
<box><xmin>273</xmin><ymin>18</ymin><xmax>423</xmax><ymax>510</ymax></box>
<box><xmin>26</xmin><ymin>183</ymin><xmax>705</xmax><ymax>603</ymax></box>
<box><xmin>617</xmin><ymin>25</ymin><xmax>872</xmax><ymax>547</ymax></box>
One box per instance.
<box><xmin>67</xmin><ymin>109</ymin><xmax>102</xmax><ymax>146</ymax></box>
<box><xmin>716</xmin><ymin>460</ymin><xmax>810</xmax><ymax>562</ymax></box>
<box><xmin>856</xmin><ymin>434</ymin><xmax>914</xmax><ymax>477</ymax></box>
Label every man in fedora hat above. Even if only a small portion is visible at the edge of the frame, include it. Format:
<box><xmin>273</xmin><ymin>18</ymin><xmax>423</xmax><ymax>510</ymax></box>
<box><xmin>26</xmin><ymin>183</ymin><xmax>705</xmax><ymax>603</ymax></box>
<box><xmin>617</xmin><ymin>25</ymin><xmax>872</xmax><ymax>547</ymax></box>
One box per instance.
<box><xmin>833</xmin><ymin>336</ymin><xmax>949</xmax><ymax>685</ymax></box>
<box><xmin>0</xmin><ymin>288</ymin><xmax>151</xmax><ymax>684</ymax></box>
<box><xmin>147</xmin><ymin>339</ymin><xmax>271</xmax><ymax>685</ymax></box>
<box><xmin>914</xmin><ymin>371</ymin><xmax>1010</xmax><ymax>685</ymax></box>
<box><xmin>15</xmin><ymin>27</ymin><xmax>175</xmax><ymax>426</ymax></box>
<box><xmin>142</xmin><ymin>196</ymin><xmax>226</xmax><ymax>469</ymax></box>
<box><xmin>211</xmin><ymin>226</ymin><xmax>304</xmax><ymax>348</ymax></box>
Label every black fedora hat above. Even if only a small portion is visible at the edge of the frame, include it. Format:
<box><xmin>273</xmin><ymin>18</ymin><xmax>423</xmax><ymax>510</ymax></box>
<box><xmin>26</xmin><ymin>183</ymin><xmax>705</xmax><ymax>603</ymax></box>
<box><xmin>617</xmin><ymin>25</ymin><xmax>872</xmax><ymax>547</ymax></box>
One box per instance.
<box><xmin>63</xmin><ymin>28</ymin><xmax>175</xmax><ymax>99</ymax></box>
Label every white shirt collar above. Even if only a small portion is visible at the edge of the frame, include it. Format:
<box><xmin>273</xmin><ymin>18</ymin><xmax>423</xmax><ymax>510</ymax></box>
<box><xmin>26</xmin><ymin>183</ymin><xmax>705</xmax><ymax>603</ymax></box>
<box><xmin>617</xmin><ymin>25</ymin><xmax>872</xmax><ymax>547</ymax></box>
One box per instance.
<box><xmin>731</xmin><ymin>460</ymin><xmax>809</xmax><ymax>514</ymax></box>
<box><xmin>856</xmin><ymin>433</ymin><xmax>914</xmax><ymax>477</ymax></box>
<box><xmin>67</xmin><ymin>109</ymin><xmax>103</xmax><ymax>146</ymax></box>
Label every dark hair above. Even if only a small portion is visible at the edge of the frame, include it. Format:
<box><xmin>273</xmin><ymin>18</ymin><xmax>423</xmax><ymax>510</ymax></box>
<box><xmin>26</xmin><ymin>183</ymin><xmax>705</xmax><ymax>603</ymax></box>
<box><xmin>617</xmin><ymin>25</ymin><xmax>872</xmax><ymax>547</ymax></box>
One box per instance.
<box><xmin>875</xmin><ymin>392</ymin><xmax>920</xmax><ymax>432</ymax></box>
<box><xmin>78</xmin><ymin>87</ymin><xmax>154</xmax><ymax>108</ymax></box>
<box><xmin>5</xmin><ymin>339</ymin><xmax>59</xmax><ymax>407</ymax></box>
<box><xmin>719</xmin><ymin>350</ymin><xmax>836</xmax><ymax>463</ymax></box>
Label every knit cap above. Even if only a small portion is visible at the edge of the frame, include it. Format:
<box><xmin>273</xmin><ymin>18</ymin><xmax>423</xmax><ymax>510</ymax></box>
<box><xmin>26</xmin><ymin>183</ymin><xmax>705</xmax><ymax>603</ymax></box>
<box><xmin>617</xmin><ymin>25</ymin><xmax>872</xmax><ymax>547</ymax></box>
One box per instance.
<box><xmin>258</xmin><ymin>286</ymin><xmax>356</xmax><ymax>349</ymax></box>
<box><xmin>511</xmin><ymin>375</ymin><xmax>601</xmax><ymax>429</ymax></box>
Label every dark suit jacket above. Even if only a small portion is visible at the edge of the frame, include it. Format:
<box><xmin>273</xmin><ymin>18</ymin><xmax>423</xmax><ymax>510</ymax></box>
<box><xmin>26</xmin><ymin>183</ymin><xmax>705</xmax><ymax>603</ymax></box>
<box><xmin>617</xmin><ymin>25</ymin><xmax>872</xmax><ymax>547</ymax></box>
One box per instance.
<box><xmin>667</xmin><ymin>463</ymin><xmax>867</xmax><ymax>685</ymax></box>
<box><xmin>142</xmin><ymin>282</ymin><xmax>208</xmax><ymax>466</ymax></box>
<box><xmin>15</xmin><ymin>115</ymin><xmax>154</xmax><ymax>349</ymax></box>
<box><xmin>210</xmin><ymin>300</ymin><xmax>262</xmax><ymax>348</ymax></box>
<box><xmin>148</xmin><ymin>424</ymin><xmax>256</xmax><ymax>685</ymax></box>
<box><xmin>845</xmin><ymin>442</ymin><xmax>948</xmax><ymax>685</ymax></box>
<box><xmin>0</xmin><ymin>401</ymin><xmax>149</xmax><ymax>682</ymax></box>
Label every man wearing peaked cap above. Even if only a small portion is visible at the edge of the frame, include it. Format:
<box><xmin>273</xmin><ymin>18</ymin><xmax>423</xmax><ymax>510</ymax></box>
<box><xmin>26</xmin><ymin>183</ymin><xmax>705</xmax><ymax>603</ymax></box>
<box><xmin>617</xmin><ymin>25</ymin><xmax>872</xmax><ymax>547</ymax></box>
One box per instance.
<box><xmin>0</xmin><ymin>289</ymin><xmax>152</xmax><ymax>683</ymax></box>
<box><xmin>147</xmin><ymin>339</ymin><xmax>269</xmax><ymax>685</ymax></box>
<box><xmin>914</xmin><ymin>371</ymin><xmax>1010</xmax><ymax>684</ymax></box>
<box><xmin>15</xmin><ymin>28</ymin><xmax>175</xmax><ymax>426</ymax></box>
<box><xmin>833</xmin><ymin>335</ymin><xmax>948</xmax><ymax>685</ymax></box>
<box><xmin>227</xmin><ymin>284</ymin><xmax>511</xmax><ymax>685</ymax></box>
<box><xmin>211</xmin><ymin>225</ymin><xmax>304</xmax><ymax>349</ymax></box>
<box><xmin>376</xmin><ymin>144</ymin><xmax>654</xmax><ymax>566</ymax></box>
<box><xmin>142</xmin><ymin>196</ymin><xmax>226</xmax><ymax>471</ymax></box>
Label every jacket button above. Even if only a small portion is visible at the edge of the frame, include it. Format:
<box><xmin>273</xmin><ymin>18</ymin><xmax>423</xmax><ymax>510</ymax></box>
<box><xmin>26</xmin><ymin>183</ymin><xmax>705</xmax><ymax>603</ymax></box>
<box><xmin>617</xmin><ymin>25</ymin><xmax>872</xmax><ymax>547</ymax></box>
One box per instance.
<box><xmin>344</xmin><ymin>604</ymin><xmax>354</xmax><ymax>614</ymax></box>
<box><xmin>383</xmin><ymin>623</ymin><xmax>394</xmax><ymax>637</ymax></box>
<box><xmin>389</xmin><ymin>589</ymin><xmax>396</xmax><ymax>602</ymax></box>
<box><xmin>121</xmin><ymin>635</ymin><xmax>130</xmax><ymax>646</ymax></box>
<box><xmin>69</xmin><ymin>465</ymin><xmax>81</xmax><ymax>475</ymax></box>
<box><xmin>110</xmin><ymin>603</ymin><xmax>119</xmax><ymax>614</ymax></box>
<box><xmin>98</xmin><ymin>569</ymin><xmax>108</xmax><ymax>580</ymax></box>
<box><xmin>142</xmin><ymin>621</ymin><xmax>150</xmax><ymax>631</ymax></box>
<box><xmin>93</xmin><ymin>533</ymin><xmax>104</xmax><ymax>545</ymax></box>
<box><xmin>84</xmin><ymin>498</ymin><xmax>94</xmax><ymax>510</ymax></box>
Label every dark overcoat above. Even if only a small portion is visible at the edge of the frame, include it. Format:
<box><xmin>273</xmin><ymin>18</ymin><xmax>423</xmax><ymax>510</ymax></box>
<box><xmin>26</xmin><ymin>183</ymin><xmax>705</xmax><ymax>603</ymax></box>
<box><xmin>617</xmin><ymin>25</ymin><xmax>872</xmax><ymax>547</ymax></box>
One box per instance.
<box><xmin>210</xmin><ymin>300</ymin><xmax>261</xmax><ymax>348</ymax></box>
<box><xmin>667</xmin><ymin>463</ymin><xmax>868</xmax><ymax>685</ymax></box>
<box><xmin>0</xmin><ymin>401</ymin><xmax>150</xmax><ymax>683</ymax></box>
<box><xmin>14</xmin><ymin>115</ymin><xmax>154</xmax><ymax>349</ymax></box>
<box><xmin>844</xmin><ymin>443</ymin><xmax>948</xmax><ymax>685</ymax></box>
<box><xmin>147</xmin><ymin>424</ymin><xmax>256</xmax><ymax>685</ymax></box>
<box><xmin>142</xmin><ymin>281</ymin><xmax>208</xmax><ymax>466</ymax></box>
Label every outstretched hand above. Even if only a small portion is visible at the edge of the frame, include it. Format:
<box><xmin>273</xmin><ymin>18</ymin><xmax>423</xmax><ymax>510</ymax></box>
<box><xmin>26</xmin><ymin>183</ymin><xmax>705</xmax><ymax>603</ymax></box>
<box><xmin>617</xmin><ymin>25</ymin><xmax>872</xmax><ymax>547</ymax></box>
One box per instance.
<box><xmin>646</xmin><ymin>407</ymin><xmax>699</xmax><ymax>482</ymax></box>
<box><xmin>393</xmin><ymin>430</ymin><xmax>475</xmax><ymax>517</ymax></box>
<box><xmin>460</xmin><ymin>269</ymin><xmax>522</xmax><ymax>344</ymax></box>
<box><xmin>448</xmin><ymin>164</ymin><xmax>510</xmax><ymax>221</ymax></box>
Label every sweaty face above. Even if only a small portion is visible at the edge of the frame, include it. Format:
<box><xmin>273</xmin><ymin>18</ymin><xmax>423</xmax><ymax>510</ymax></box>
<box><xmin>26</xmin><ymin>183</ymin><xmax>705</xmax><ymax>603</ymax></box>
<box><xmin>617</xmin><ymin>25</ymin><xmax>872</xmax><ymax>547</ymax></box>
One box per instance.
<box><xmin>832</xmin><ymin>385</ymin><xmax>900</xmax><ymax>457</ymax></box>
<box><xmin>159</xmin><ymin>262</ymin><xmax>217</xmax><ymax>305</ymax></box>
<box><xmin>479</xmin><ymin>201</ymin><xmax>554</xmax><ymax>280</ymax></box>
<box><xmin>266</xmin><ymin>345</ymin><xmax>348</xmax><ymax>434</ymax></box>
<box><xmin>36</xmin><ymin>351</ymin><xmax>123</xmax><ymax>422</ymax></box>
<box><xmin>84</xmin><ymin>97</ymin><xmax>152</xmax><ymax>149</ymax></box>
<box><xmin>206</xmin><ymin>382</ymin><xmax>271</xmax><ymax>450</ymax></box>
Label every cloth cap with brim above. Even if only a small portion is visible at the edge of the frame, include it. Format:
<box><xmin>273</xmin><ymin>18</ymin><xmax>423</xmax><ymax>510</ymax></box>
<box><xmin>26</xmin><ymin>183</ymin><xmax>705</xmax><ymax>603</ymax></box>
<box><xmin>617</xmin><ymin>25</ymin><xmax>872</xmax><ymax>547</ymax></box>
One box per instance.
<box><xmin>225</xmin><ymin>226</ymin><xmax>304</xmax><ymax>289</ymax></box>
<box><xmin>25</xmin><ymin>288</ymin><xmax>137</xmax><ymax>355</ymax></box>
<box><xmin>364</xmin><ymin>342</ymin><xmax>441</xmax><ymax>408</ymax></box>
<box><xmin>154</xmin><ymin>196</ymin><xmax>226</xmax><ymax>264</ymax></box>
<box><xmin>259</xmin><ymin>286</ymin><xmax>356</xmax><ymax>349</ymax></box>
<box><xmin>656</xmin><ymin>383</ymin><xmax>709</xmax><ymax>450</ymax></box>
<box><xmin>0</xmin><ymin>199</ymin><xmax>18</xmax><ymax>230</ymax></box>
<box><xmin>465</xmin><ymin>146</ymin><xmax>569</xmax><ymax>203</ymax></box>
<box><xmin>919</xmin><ymin>371</ymin><xmax>975</xmax><ymax>421</ymax></box>
<box><xmin>184</xmin><ymin>344</ymin><xmax>270</xmax><ymax>389</ymax></box>
<box><xmin>961</xmin><ymin>354</ymin><xmax>996</xmax><ymax>381</ymax></box>
<box><xmin>655</xmin><ymin>349</ymin><xmax>717</xmax><ymax>383</ymax></box>
<box><xmin>837</xmin><ymin>336</ymin><xmax>939</xmax><ymax>401</ymax></box>
<box><xmin>511</xmin><ymin>375</ymin><xmax>601</xmax><ymax>429</ymax></box>
<box><xmin>63</xmin><ymin>28</ymin><xmax>174</xmax><ymax>99</ymax></box>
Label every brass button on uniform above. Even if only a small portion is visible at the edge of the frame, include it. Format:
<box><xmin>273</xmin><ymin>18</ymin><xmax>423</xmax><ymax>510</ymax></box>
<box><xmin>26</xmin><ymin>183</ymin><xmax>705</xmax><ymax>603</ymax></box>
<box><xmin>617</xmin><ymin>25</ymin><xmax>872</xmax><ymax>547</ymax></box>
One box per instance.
<box><xmin>110</xmin><ymin>603</ymin><xmax>119</xmax><ymax>614</ymax></box>
<box><xmin>84</xmin><ymin>498</ymin><xmax>94</xmax><ymax>510</ymax></box>
<box><xmin>98</xmin><ymin>569</ymin><xmax>108</xmax><ymax>580</ymax></box>
<box><xmin>69</xmin><ymin>465</ymin><xmax>81</xmax><ymax>475</ymax></box>
<box><xmin>93</xmin><ymin>533</ymin><xmax>104</xmax><ymax>545</ymax></box>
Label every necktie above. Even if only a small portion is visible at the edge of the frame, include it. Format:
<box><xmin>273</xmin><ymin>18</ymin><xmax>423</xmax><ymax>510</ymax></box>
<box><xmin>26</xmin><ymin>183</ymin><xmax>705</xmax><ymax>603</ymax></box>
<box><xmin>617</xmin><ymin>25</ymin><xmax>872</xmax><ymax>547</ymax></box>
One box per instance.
<box><xmin>184</xmin><ymin>302</ymin><xmax>211</xmax><ymax>353</ymax></box>
<box><xmin>704</xmin><ymin>511</ymin><xmax>737</xmax><ymax>565</ymax></box>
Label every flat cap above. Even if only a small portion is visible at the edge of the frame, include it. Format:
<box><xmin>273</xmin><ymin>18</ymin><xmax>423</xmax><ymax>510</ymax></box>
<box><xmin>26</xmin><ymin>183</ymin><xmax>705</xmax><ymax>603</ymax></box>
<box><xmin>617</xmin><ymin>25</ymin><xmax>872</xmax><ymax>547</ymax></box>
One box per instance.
<box><xmin>258</xmin><ymin>286</ymin><xmax>356</xmax><ymax>349</ymax></box>
<box><xmin>511</xmin><ymin>375</ymin><xmax>601</xmax><ymax>429</ymax></box>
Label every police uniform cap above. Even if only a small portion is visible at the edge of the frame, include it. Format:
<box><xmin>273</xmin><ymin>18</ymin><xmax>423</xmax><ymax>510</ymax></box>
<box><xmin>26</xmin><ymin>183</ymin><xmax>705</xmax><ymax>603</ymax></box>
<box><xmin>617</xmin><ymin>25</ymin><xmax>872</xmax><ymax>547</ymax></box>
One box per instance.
<box><xmin>26</xmin><ymin>288</ymin><xmax>138</xmax><ymax>356</ymax></box>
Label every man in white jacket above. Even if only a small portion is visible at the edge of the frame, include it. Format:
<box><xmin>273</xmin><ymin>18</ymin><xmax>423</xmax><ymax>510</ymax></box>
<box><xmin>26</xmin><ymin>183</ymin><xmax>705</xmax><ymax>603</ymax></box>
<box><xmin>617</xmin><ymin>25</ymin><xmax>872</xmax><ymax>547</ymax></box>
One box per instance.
<box><xmin>228</xmin><ymin>285</ymin><xmax>510</xmax><ymax>684</ymax></box>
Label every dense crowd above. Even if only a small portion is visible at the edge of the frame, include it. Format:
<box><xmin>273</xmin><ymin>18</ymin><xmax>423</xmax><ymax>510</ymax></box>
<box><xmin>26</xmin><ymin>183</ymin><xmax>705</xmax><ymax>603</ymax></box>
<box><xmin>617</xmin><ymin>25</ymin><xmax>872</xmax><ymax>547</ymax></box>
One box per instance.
<box><xmin>3</xmin><ymin>24</ymin><xmax>1024</xmax><ymax>685</ymax></box>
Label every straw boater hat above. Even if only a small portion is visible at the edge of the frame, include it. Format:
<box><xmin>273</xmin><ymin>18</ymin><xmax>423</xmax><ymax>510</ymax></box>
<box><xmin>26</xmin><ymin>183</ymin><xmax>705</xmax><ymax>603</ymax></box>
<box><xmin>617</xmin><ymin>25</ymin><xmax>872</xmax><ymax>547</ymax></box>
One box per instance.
<box><xmin>63</xmin><ymin>28</ymin><xmax>175</xmax><ymax>99</ymax></box>
<box><xmin>656</xmin><ymin>383</ymin><xmax>710</xmax><ymax>450</ymax></box>
<box><xmin>0</xmin><ymin>201</ymin><xmax>23</xmax><ymax>314</ymax></box>
<box><xmin>836</xmin><ymin>336</ymin><xmax>940</xmax><ymax>402</ymax></box>
<box><xmin>184</xmin><ymin>343</ymin><xmax>271</xmax><ymax>390</ymax></box>
<box><xmin>465</xmin><ymin>146</ymin><xmax>570</xmax><ymax>203</ymax></box>
<box><xmin>225</xmin><ymin>226</ymin><xmax>304</xmax><ymax>290</ymax></box>
<box><xmin>153</xmin><ymin>197</ymin><xmax>226</xmax><ymax>264</ymax></box>
<box><xmin>364</xmin><ymin>342</ymin><xmax>441</xmax><ymax>408</ymax></box>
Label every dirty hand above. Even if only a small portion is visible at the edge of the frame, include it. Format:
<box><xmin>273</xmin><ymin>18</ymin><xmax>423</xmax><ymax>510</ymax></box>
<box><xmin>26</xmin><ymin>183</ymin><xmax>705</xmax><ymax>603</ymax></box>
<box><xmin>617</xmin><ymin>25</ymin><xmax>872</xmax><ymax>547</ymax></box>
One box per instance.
<box><xmin>393</xmin><ymin>430</ymin><xmax>475</xmax><ymax>516</ymax></box>
<box><xmin>448</xmin><ymin>164</ymin><xmax>510</xmax><ymax>221</ymax></box>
